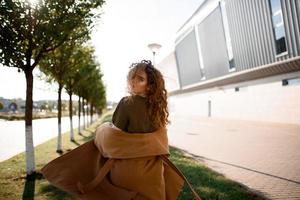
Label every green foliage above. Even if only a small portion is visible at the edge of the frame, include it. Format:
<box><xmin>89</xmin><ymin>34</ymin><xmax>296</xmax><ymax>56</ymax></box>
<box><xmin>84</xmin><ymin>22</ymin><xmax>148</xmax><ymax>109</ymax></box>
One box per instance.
<box><xmin>38</xmin><ymin>40</ymin><xmax>78</xmax><ymax>85</ymax></box>
<box><xmin>0</xmin><ymin>0</ymin><xmax>105</xmax><ymax>175</ymax></box>
<box><xmin>39</xmin><ymin>41</ymin><xmax>106</xmax><ymax>111</ymax></box>
<box><xmin>0</xmin><ymin>102</ymin><xmax>3</xmax><ymax>110</ymax></box>
<box><xmin>71</xmin><ymin>45</ymin><xmax>106</xmax><ymax>110</ymax></box>
<box><xmin>0</xmin><ymin>0</ymin><xmax>105</xmax><ymax>70</ymax></box>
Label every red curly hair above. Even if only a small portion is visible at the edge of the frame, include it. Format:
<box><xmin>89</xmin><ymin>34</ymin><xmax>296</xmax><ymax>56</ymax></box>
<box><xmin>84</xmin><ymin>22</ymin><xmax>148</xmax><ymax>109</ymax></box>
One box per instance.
<box><xmin>127</xmin><ymin>60</ymin><xmax>169</xmax><ymax>128</ymax></box>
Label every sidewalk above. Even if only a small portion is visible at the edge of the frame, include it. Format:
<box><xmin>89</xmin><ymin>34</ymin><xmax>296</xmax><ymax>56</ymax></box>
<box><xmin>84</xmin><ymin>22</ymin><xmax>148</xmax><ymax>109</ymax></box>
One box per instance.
<box><xmin>167</xmin><ymin>114</ymin><xmax>300</xmax><ymax>200</ymax></box>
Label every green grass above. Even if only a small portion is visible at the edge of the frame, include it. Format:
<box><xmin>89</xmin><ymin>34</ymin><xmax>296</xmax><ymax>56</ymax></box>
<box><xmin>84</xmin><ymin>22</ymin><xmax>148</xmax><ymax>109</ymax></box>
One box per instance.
<box><xmin>0</xmin><ymin>115</ymin><xmax>105</xmax><ymax>200</ymax></box>
<box><xmin>0</xmin><ymin>111</ymin><xmax>266</xmax><ymax>200</ymax></box>
<box><xmin>171</xmin><ymin>148</ymin><xmax>265</xmax><ymax>200</ymax></box>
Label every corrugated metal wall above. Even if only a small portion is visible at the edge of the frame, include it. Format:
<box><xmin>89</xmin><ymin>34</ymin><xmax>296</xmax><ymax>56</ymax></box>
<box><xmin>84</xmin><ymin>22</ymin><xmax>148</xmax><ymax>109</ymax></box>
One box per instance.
<box><xmin>175</xmin><ymin>30</ymin><xmax>203</xmax><ymax>87</ymax></box>
<box><xmin>225</xmin><ymin>0</ymin><xmax>300</xmax><ymax>71</ymax></box>
<box><xmin>174</xmin><ymin>0</ymin><xmax>300</xmax><ymax>88</ymax></box>
<box><xmin>280</xmin><ymin>0</ymin><xmax>300</xmax><ymax>60</ymax></box>
<box><xmin>197</xmin><ymin>6</ymin><xmax>230</xmax><ymax>79</ymax></box>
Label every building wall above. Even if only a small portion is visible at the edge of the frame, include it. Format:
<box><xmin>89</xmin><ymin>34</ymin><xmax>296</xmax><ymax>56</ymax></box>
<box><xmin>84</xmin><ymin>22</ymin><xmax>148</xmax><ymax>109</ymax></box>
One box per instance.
<box><xmin>226</xmin><ymin>0</ymin><xmax>300</xmax><ymax>69</ymax></box>
<box><xmin>161</xmin><ymin>0</ymin><xmax>300</xmax><ymax>124</ymax></box>
<box><xmin>174</xmin><ymin>0</ymin><xmax>300</xmax><ymax>87</ymax></box>
<box><xmin>175</xmin><ymin>30</ymin><xmax>203</xmax><ymax>87</ymax></box>
<box><xmin>168</xmin><ymin>71</ymin><xmax>300</xmax><ymax>124</ymax></box>
<box><xmin>278</xmin><ymin>0</ymin><xmax>300</xmax><ymax>59</ymax></box>
<box><xmin>197</xmin><ymin>6</ymin><xmax>230</xmax><ymax>79</ymax></box>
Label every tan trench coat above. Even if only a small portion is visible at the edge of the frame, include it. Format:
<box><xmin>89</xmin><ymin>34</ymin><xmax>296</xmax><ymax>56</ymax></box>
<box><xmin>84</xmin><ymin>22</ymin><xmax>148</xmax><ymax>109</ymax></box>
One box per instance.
<box><xmin>41</xmin><ymin>122</ymin><xmax>201</xmax><ymax>200</ymax></box>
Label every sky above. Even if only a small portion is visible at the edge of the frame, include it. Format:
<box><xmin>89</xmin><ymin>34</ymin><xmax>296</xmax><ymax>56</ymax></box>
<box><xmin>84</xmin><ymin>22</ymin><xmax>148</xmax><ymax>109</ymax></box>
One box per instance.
<box><xmin>0</xmin><ymin>0</ymin><xmax>203</xmax><ymax>102</ymax></box>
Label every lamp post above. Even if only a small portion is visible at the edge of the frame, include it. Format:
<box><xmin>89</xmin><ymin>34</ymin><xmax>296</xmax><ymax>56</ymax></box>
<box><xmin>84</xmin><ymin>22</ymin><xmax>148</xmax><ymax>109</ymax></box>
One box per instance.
<box><xmin>147</xmin><ymin>43</ymin><xmax>162</xmax><ymax>67</ymax></box>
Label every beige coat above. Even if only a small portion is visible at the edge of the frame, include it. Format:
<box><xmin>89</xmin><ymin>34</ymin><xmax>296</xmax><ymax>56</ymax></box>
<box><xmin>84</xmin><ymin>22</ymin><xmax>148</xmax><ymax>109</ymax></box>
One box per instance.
<box><xmin>41</xmin><ymin>122</ymin><xmax>201</xmax><ymax>200</ymax></box>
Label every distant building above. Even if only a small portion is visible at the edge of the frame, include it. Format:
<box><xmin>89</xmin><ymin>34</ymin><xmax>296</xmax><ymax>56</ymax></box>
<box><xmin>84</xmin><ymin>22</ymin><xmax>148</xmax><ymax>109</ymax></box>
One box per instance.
<box><xmin>0</xmin><ymin>97</ymin><xmax>40</xmax><ymax>113</ymax></box>
<box><xmin>0</xmin><ymin>98</ymin><xmax>11</xmax><ymax>112</ymax></box>
<box><xmin>158</xmin><ymin>0</ymin><xmax>300</xmax><ymax>124</ymax></box>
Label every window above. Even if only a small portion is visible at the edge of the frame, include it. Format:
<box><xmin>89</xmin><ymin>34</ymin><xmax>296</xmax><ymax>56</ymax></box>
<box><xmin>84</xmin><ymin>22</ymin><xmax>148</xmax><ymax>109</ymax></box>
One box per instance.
<box><xmin>282</xmin><ymin>77</ymin><xmax>300</xmax><ymax>86</ymax></box>
<box><xmin>234</xmin><ymin>86</ymin><xmax>248</xmax><ymax>92</ymax></box>
<box><xmin>269</xmin><ymin>0</ymin><xmax>287</xmax><ymax>55</ymax></box>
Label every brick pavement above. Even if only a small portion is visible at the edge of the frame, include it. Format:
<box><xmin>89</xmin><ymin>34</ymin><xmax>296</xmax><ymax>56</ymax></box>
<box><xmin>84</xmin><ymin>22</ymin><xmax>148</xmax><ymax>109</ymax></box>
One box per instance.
<box><xmin>167</xmin><ymin>114</ymin><xmax>300</xmax><ymax>200</ymax></box>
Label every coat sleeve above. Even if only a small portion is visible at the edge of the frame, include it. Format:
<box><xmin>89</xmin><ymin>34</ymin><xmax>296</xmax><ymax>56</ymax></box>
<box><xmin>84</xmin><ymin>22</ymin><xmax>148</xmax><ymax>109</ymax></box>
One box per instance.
<box><xmin>112</xmin><ymin>97</ymin><xmax>129</xmax><ymax>131</ymax></box>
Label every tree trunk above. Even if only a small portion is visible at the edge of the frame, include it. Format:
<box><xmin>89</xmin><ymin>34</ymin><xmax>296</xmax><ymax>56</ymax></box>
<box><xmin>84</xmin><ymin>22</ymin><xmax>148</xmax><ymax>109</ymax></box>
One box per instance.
<box><xmin>78</xmin><ymin>96</ymin><xmax>81</xmax><ymax>135</ymax></box>
<box><xmin>82</xmin><ymin>98</ymin><xmax>86</xmax><ymax>129</ymax></box>
<box><xmin>90</xmin><ymin>103</ymin><xmax>93</xmax><ymax>125</ymax></box>
<box><xmin>57</xmin><ymin>83</ymin><xmax>63</xmax><ymax>153</ymax></box>
<box><xmin>86</xmin><ymin>102</ymin><xmax>89</xmax><ymax>125</ymax></box>
<box><xmin>69</xmin><ymin>91</ymin><xmax>74</xmax><ymax>141</ymax></box>
<box><xmin>25</xmin><ymin>69</ymin><xmax>35</xmax><ymax>176</ymax></box>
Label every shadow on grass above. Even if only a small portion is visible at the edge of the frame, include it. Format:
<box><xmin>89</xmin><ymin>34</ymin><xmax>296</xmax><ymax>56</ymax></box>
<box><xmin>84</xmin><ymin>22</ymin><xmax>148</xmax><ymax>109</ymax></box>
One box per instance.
<box><xmin>84</xmin><ymin>129</ymin><xmax>95</xmax><ymax>134</ymax></box>
<box><xmin>22</xmin><ymin>172</ymin><xmax>44</xmax><ymax>200</ymax></box>
<box><xmin>80</xmin><ymin>132</ymin><xmax>95</xmax><ymax>142</ymax></box>
<box><xmin>70</xmin><ymin>139</ymin><xmax>81</xmax><ymax>146</ymax></box>
<box><xmin>39</xmin><ymin>184</ymin><xmax>71</xmax><ymax>200</ymax></box>
<box><xmin>170</xmin><ymin>147</ymin><xmax>266</xmax><ymax>200</ymax></box>
<box><xmin>78</xmin><ymin>132</ymin><xmax>89</xmax><ymax>138</ymax></box>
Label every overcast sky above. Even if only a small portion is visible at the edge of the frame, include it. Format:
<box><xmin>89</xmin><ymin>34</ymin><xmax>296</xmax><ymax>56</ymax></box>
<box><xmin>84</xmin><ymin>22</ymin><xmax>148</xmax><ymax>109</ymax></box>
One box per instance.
<box><xmin>0</xmin><ymin>0</ymin><xmax>203</xmax><ymax>102</ymax></box>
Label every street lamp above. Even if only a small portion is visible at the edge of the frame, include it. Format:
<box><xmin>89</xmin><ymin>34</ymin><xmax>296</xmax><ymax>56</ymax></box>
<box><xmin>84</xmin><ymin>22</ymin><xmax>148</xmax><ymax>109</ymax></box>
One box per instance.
<box><xmin>147</xmin><ymin>43</ymin><xmax>162</xmax><ymax>67</ymax></box>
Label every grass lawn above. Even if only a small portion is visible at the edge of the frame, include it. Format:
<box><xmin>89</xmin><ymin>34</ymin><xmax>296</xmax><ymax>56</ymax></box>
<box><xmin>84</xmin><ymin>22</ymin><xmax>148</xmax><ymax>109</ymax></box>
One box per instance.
<box><xmin>0</xmin><ymin>112</ymin><xmax>266</xmax><ymax>200</ymax></box>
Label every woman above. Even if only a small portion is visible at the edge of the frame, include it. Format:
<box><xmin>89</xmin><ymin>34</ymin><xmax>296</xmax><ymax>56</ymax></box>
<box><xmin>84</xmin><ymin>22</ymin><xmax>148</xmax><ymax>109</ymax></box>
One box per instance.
<box><xmin>108</xmin><ymin>60</ymin><xmax>170</xmax><ymax>198</ymax></box>
<box><xmin>41</xmin><ymin>60</ymin><xmax>201</xmax><ymax>200</ymax></box>
<box><xmin>112</xmin><ymin>59</ymin><xmax>169</xmax><ymax>133</ymax></box>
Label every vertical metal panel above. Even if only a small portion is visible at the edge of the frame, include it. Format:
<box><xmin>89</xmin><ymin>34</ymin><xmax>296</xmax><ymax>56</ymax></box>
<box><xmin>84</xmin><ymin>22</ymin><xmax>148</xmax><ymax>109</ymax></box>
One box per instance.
<box><xmin>297</xmin><ymin>0</ymin><xmax>300</xmax><ymax>53</ymax></box>
<box><xmin>262</xmin><ymin>0</ymin><xmax>276</xmax><ymax>63</ymax></box>
<box><xmin>281</xmin><ymin>0</ymin><xmax>293</xmax><ymax>59</ymax></box>
<box><xmin>249</xmin><ymin>1</ymin><xmax>261</xmax><ymax>68</ymax></box>
<box><xmin>291</xmin><ymin>0</ymin><xmax>300</xmax><ymax>55</ymax></box>
<box><xmin>226</xmin><ymin>0</ymin><xmax>242</xmax><ymax>70</ymax></box>
<box><xmin>286</xmin><ymin>0</ymin><xmax>297</xmax><ymax>57</ymax></box>
<box><xmin>259</xmin><ymin>0</ymin><xmax>270</xmax><ymax>65</ymax></box>
<box><xmin>197</xmin><ymin>7</ymin><xmax>229</xmax><ymax>79</ymax></box>
<box><xmin>175</xmin><ymin>30</ymin><xmax>202</xmax><ymax>87</ymax></box>
<box><xmin>225</xmin><ymin>0</ymin><xmax>300</xmax><ymax>69</ymax></box>
<box><xmin>251</xmin><ymin>1</ymin><xmax>262</xmax><ymax>66</ymax></box>
<box><xmin>236</xmin><ymin>1</ymin><xmax>248</xmax><ymax>71</ymax></box>
<box><xmin>243</xmin><ymin>0</ymin><xmax>253</xmax><ymax>69</ymax></box>
<box><xmin>225</xmin><ymin>0</ymin><xmax>243</xmax><ymax>70</ymax></box>
<box><xmin>255</xmin><ymin>1</ymin><xmax>268</xmax><ymax>65</ymax></box>
<box><xmin>282</xmin><ymin>0</ymin><xmax>300</xmax><ymax>57</ymax></box>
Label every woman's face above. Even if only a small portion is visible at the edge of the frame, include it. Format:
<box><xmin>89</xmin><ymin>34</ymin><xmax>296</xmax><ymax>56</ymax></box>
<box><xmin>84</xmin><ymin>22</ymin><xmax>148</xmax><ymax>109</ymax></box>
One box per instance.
<box><xmin>130</xmin><ymin>69</ymin><xmax>148</xmax><ymax>96</ymax></box>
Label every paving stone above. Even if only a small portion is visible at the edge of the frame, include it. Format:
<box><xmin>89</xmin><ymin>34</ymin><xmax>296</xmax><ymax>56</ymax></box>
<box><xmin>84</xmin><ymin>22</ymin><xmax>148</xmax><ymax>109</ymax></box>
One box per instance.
<box><xmin>168</xmin><ymin>114</ymin><xmax>300</xmax><ymax>200</ymax></box>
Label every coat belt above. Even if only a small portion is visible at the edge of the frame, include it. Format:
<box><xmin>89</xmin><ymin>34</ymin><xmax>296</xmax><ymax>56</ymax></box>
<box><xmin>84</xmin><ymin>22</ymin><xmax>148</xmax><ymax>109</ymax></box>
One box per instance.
<box><xmin>76</xmin><ymin>156</ymin><xmax>202</xmax><ymax>200</ymax></box>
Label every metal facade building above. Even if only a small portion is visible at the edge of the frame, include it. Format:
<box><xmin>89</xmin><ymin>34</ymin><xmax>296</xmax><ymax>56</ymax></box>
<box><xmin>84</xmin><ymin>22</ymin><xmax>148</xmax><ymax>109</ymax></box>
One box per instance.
<box><xmin>159</xmin><ymin>0</ymin><xmax>300</xmax><ymax>124</ymax></box>
<box><xmin>174</xmin><ymin>0</ymin><xmax>300</xmax><ymax>88</ymax></box>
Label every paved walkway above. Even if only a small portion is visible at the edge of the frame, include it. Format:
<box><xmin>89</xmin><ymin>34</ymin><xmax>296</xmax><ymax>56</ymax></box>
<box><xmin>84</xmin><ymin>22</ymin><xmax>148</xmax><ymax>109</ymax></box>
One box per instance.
<box><xmin>167</xmin><ymin>114</ymin><xmax>300</xmax><ymax>200</ymax></box>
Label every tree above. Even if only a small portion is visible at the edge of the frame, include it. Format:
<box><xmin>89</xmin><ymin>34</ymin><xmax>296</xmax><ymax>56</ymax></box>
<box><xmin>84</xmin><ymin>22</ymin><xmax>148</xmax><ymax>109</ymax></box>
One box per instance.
<box><xmin>65</xmin><ymin>43</ymin><xmax>93</xmax><ymax>141</ymax></box>
<box><xmin>39</xmin><ymin>41</ymin><xmax>79</xmax><ymax>150</ymax></box>
<box><xmin>87</xmin><ymin>68</ymin><xmax>106</xmax><ymax>124</ymax></box>
<box><xmin>0</xmin><ymin>0</ymin><xmax>104</xmax><ymax>176</ymax></box>
<box><xmin>73</xmin><ymin>49</ymin><xmax>106</xmax><ymax>130</ymax></box>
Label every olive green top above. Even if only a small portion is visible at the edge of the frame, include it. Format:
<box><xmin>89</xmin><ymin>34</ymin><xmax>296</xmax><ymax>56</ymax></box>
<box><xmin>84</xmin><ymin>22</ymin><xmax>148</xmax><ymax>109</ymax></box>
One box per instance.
<box><xmin>112</xmin><ymin>95</ymin><xmax>157</xmax><ymax>133</ymax></box>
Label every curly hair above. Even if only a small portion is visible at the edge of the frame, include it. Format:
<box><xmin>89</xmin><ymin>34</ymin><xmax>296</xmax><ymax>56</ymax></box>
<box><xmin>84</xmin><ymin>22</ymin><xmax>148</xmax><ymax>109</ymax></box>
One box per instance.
<box><xmin>127</xmin><ymin>60</ymin><xmax>169</xmax><ymax>128</ymax></box>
